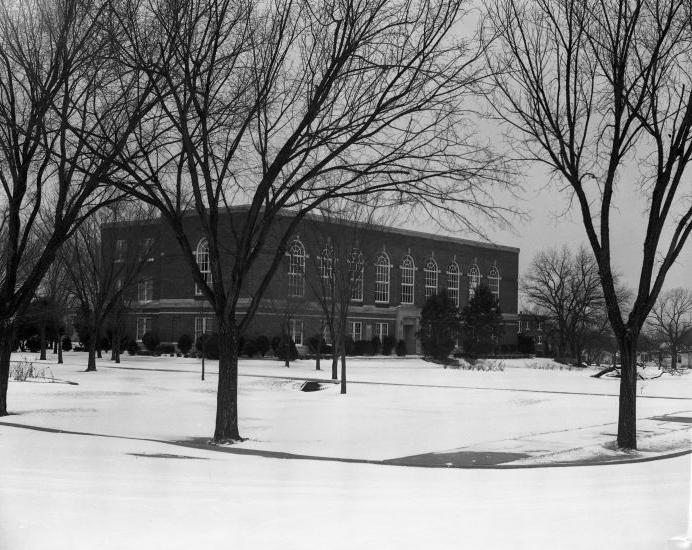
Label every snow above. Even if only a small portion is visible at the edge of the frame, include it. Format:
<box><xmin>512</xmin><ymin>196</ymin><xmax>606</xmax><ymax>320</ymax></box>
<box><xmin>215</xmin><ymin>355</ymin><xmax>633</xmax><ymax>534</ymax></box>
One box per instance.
<box><xmin>1</xmin><ymin>351</ymin><xmax>691</xmax><ymax>549</ymax></box>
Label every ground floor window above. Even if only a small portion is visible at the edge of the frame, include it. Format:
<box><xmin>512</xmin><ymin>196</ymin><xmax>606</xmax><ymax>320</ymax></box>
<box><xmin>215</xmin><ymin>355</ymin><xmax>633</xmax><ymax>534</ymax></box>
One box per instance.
<box><xmin>349</xmin><ymin>321</ymin><xmax>363</xmax><ymax>342</ymax></box>
<box><xmin>194</xmin><ymin>317</ymin><xmax>214</xmax><ymax>343</ymax></box>
<box><xmin>375</xmin><ymin>322</ymin><xmax>389</xmax><ymax>341</ymax></box>
<box><xmin>289</xmin><ymin>319</ymin><xmax>303</xmax><ymax>346</ymax></box>
<box><xmin>136</xmin><ymin>317</ymin><xmax>151</xmax><ymax>341</ymax></box>
<box><xmin>322</xmin><ymin>322</ymin><xmax>332</xmax><ymax>346</ymax></box>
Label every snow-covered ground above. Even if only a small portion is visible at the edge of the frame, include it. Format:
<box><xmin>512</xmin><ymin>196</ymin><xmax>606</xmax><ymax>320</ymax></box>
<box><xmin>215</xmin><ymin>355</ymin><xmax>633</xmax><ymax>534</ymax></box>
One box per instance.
<box><xmin>1</xmin><ymin>351</ymin><xmax>690</xmax><ymax>549</ymax></box>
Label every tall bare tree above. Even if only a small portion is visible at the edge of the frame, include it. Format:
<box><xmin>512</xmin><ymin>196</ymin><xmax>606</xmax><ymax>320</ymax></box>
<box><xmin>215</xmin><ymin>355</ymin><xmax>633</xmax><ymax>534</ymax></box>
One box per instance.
<box><xmin>647</xmin><ymin>288</ymin><xmax>692</xmax><ymax>371</ymax></box>
<box><xmin>61</xmin><ymin>204</ymin><xmax>154</xmax><ymax>372</ymax></box>
<box><xmin>486</xmin><ymin>0</ymin><xmax>692</xmax><ymax>448</ymax></box>
<box><xmin>522</xmin><ymin>245</ymin><xmax>604</xmax><ymax>364</ymax></box>
<box><xmin>0</xmin><ymin>0</ymin><xmax>156</xmax><ymax>415</ymax></box>
<box><xmin>110</xmin><ymin>0</ymin><xmax>516</xmax><ymax>442</ymax></box>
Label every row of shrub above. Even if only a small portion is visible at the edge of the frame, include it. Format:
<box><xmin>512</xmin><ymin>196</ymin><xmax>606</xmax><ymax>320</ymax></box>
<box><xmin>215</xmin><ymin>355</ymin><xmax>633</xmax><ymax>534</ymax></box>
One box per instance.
<box><xmin>103</xmin><ymin>331</ymin><xmax>412</xmax><ymax>360</ymax></box>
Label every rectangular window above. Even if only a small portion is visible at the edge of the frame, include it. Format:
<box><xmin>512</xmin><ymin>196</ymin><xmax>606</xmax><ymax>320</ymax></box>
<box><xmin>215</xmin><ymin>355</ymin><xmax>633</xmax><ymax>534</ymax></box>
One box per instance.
<box><xmin>289</xmin><ymin>319</ymin><xmax>303</xmax><ymax>346</ymax></box>
<box><xmin>194</xmin><ymin>317</ymin><xmax>214</xmax><ymax>343</ymax></box>
<box><xmin>536</xmin><ymin>334</ymin><xmax>543</xmax><ymax>345</ymax></box>
<box><xmin>349</xmin><ymin>321</ymin><xmax>363</xmax><ymax>342</ymax></box>
<box><xmin>375</xmin><ymin>257</ymin><xmax>390</xmax><ymax>304</ymax></box>
<box><xmin>401</xmin><ymin>271</ymin><xmax>414</xmax><ymax>304</ymax></box>
<box><xmin>375</xmin><ymin>322</ymin><xmax>389</xmax><ymax>340</ymax></box>
<box><xmin>138</xmin><ymin>279</ymin><xmax>153</xmax><ymax>302</ymax></box>
<box><xmin>115</xmin><ymin>239</ymin><xmax>127</xmax><ymax>262</ymax></box>
<box><xmin>136</xmin><ymin>317</ymin><xmax>151</xmax><ymax>341</ymax></box>
<box><xmin>322</xmin><ymin>322</ymin><xmax>332</xmax><ymax>346</ymax></box>
<box><xmin>142</xmin><ymin>237</ymin><xmax>155</xmax><ymax>261</ymax></box>
<box><xmin>350</xmin><ymin>266</ymin><xmax>364</xmax><ymax>302</ymax></box>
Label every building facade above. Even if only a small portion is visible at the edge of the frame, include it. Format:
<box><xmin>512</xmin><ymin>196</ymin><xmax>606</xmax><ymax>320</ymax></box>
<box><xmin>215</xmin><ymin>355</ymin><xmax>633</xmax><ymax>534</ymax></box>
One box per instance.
<box><xmin>104</xmin><ymin>209</ymin><xmax>520</xmax><ymax>353</ymax></box>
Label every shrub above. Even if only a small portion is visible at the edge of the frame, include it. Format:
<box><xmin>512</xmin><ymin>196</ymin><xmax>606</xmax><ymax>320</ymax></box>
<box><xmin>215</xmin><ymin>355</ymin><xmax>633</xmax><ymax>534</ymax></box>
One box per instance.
<box><xmin>381</xmin><ymin>335</ymin><xmax>396</xmax><ymax>356</ymax></box>
<box><xmin>517</xmin><ymin>334</ymin><xmax>535</xmax><ymax>355</ymax></box>
<box><xmin>370</xmin><ymin>335</ymin><xmax>381</xmax><ymax>355</ymax></box>
<box><xmin>61</xmin><ymin>336</ymin><xmax>72</xmax><ymax>351</ymax></box>
<box><xmin>242</xmin><ymin>339</ymin><xmax>257</xmax><ymax>358</ymax></box>
<box><xmin>26</xmin><ymin>335</ymin><xmax>41</xmax><ymax>353</ymax></box>
<box><xmin>155</xmin><ymin>343</ymin><xmax>175</xmax><ymax>355</ymax></box>
<box><xmin>353</xmin><ymin>339</ymin><xmax>374</xmax><ymax>356</ymax></box>
<box><xmin>344</xmin><ymin>335</ymin><xmax>355</xmax><ymax>356</ymax></box>
<box><xmin>141</xmin><ymin>332</ymin><xmax>160</xmax><ymax>353</ymax></box>
<box><xmin>270</xmin><ymin>336</ymin><xmax>282</xmax><ymax>355</ymax></box>
<box><xmin>419</xmin><ymin>291</ymin><xmax>459</xmax><ymax>362</ymax></box>
<box><xmin>126</xmin><ymin>339</ymin><xmax>139</xmax><ymax>356</ymax></box>
<box><xmin>177</xmin><ymin>334</ymin><xmax>193</xmax><ymax>355</ymax></box>
<box><xmin>255</xmin><ymin>335</ymin><xmax>270</xmax><ymax>357</ymax></box>
<box><xmin>196</xmin><ymin>333</ymin><xmax>219</xmax><ymax>359</ymax></box>
<box><xmin>277</xmin><ymin>337</ymin><xmax>298</xmax><ymax>361</ymax></box>
<box><xmin>395</xmin><ymin>339</ymin><xmax>407</xmax><ymax>357</ymax></box>
<box><xmin>307</xmin><ymin>334</ymin><xmax>328</xmax><ymax>355</ymax></box>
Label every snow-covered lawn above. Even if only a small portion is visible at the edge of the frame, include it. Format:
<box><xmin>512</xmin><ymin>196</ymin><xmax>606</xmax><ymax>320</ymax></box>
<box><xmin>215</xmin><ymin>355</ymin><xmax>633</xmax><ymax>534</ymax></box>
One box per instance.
<box><xmin>1</xmin><ymin>351</ymin><xmax>690</xmax><ymax>549</ymax></box>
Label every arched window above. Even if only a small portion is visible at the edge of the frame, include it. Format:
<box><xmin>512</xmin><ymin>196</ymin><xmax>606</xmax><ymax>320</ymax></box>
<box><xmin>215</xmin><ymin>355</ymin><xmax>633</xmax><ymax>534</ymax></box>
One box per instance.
<box><xmin>348</xmin><ymin>248</ymin><xmax>364</xmax><ymax>302</ymax></box>
<box><xmin>287</xmin><ymin>239</ymin><xmax>306</xmax><ymax>297</ymax></box>
<box><xmin>488</xmin><ymin>266</ymin><xmax>501</xmax><ymax>300</ymax></box>
<box><xmin>400</xmin><ymin>255</ymin><xmax>415</xmax><ymax>304</ymax></box>
<box><xmin>447</xmin><ymin>261</ymin><xmax>460</xmax><ymax>307</ymax></box>
<box><xmin>319</xmin><ymin>246</ymin><xmax>333</xmax><ymax>298</ymax></box>
<box><xmin>375</xmin><ymin>252</ymin><xmax>390</xmax><ymax>303</ymax></box>
<box><xmin>424</xmin><ymin>258</ymin><xmax>438</xmax><ymax>299</ymax></box>
<box><xmin>468</xmin><ymin>264</ymin><xmax>480</xmax><ymax>300</ymax></box>
<box><xmin>195</xmin><ymin>238</ymin><xmax>211</xmax><ymax>295</ymax></box>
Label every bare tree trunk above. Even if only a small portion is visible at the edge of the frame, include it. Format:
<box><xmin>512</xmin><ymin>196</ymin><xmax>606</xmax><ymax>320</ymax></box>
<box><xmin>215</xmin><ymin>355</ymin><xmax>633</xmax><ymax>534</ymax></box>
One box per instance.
<box><xmin>0</xmin><ymin>327</ymin><xmax>13</xmax><ymax>416</ymax></box>
<box><xmin>671</xmin><ymin>345</ymin><xmax>678</xmax><ymax>372</ymax></box>
<box><xmin>57</xmin><ymin>330</ymin><xmax>63</xmax><ymax>365</ymax></box>
<box><xmin>331</xmin><ymin>353</ymin><xmax>339</xmax><ymax>380</ymax></box>
<box><xmin>340</xmin><ymin>343</ymin><xmax>347</xmax><ymax>395</ymax></box>
<box><xmin>86</xmin><ymin>328</ymin><xmax>97</xmax><ymax>372</ymax></box>
<box><xmin>315</xmin><ymin>349</ymin><xmax>321</xmax><ymax>371</ymax></box>
<box><xmin>39</xmin><ymin>323</ymin><xmax>47</xmax><ymax>361</ymax></box>
<box><xmin>214</xmin><ymin>322</ymin><xmax>241</xmax><ymax>442</ymax></box>
<box><xmin>617</xmin><ymin>336</ymin><xmax>638</xmax><ymax>449</ymax></box>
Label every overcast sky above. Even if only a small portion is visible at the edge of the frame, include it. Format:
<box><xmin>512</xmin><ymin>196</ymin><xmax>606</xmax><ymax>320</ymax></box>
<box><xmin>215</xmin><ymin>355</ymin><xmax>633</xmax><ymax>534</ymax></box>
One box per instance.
<box><xmin>406</xmin><ymin>162</ymin><xmax>691</xmax><ymax>306</ymax></box>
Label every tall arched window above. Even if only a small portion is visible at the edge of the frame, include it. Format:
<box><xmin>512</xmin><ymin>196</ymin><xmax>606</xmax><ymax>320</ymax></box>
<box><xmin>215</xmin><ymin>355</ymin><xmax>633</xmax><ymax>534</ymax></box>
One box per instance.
<box><xmin>488</xmin><ymin>266</ymin><xmax>501</xmax><ymax>300</ymax></box>
<box><xmin>424</xmin><ymin>258</ymin><xmax>438</xmax><ymax>299</ymax></box>
<box><xmin>348</xmin><ymin>248</ymin><xmax>364</xmax><ymax>302</ymax></box>
<box><xmin>468</xmin><ymin>264</ymin><xmax>480</xmax><ymax>300</ymax></box>
<box><xmin>400</xmin><ymin>255</ymin><xmax>415</xmax><ymax>304</ymax></box>
<box><xmin>375</xmin><ymin>252</ymin><xmax>390</xmax><ymax>303</ymax></box>
<box><xmin>319</xmin><ymin>246</ymin><xmax>333</xmax><ymax>298</ymax></box>
<box><xmin>447</xmin><ymin>261</ymin><xmax>460</xmax><ymax>307</ymax></box>
<box><xmin>287</xmin><ymin>239</ymin><xmax>306</xmax><ymax>297</ymax></box>
<box><xmin>195</xmin><ymin>238</ymin><xmax>211</xmax><ymax>295</ymax></box>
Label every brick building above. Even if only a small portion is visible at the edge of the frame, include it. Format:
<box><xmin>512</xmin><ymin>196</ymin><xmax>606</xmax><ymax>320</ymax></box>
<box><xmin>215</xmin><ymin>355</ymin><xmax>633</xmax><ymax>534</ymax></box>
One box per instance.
<box><xmin>104</xmin><ymin>209</ymin><xmax>520</xmax><ymax>353</ymax></box>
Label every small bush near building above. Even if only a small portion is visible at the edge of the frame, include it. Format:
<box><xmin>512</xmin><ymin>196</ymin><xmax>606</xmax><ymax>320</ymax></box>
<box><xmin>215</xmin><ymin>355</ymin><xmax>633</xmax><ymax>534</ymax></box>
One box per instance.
<box><xmin>270</xmin><ymin>336</ymin><xmax>282</xmax><ymax>355</ymax></box>
<box><xmin>196</xmin><ymin>333</ymin><xmax>219</xmax><ymax>360</ymax></box>
<box><xmin>353</xmin><ymin>339</ymin><xmax>374</xmax><ymax>356</ymax></box>
<box><xmin>177</xmin><ymin>334</ymin><xmax>193</xmax><ymax>355</ymax></box>
<box><xmin>277</xmin><ymin>337</ymin><xmax>298</xmax><ymax>361</ymax></box>
<box><xmin>242</xmin><ymin>339</ymin><xmax>257</xmax><ymax>358</ymax></box>
<box><xmin>307</xmin><ymin>334</ymin><xmax>327</xmax><ymax>355</ymax></box>
<box><xmin>61</xmin><ymin>336</ymin><xmax>72</xmax><ymax>351</ymax></box>
<box><xmin>155</xmin><ymin>343</ymin><xmax>175</xmax><ymax>356</ymax></box>
<box><xmin>126</xmin><ymin>339</ymin><xmax>139</xmax><ymax>356</ymax></box>
<box><xmin>26</xmin><ymin>335</ymin><xmax>41</xmax><ymax>353</ymax></box>
<box><xmin>344</xmin><ymin>335</ymin><xmax>355</xmax><ymax>355</ymax></box>
<box><xmin>255</xmin><ymin>335</ymin><xmax>270</xmax><ymax>357</ymax></box>
<box><xmin>395</xmin><ymin>339</ymin><xmax>407</xmax><ymax>357</ymax></box>
<box><xmin>370</xmin><ymin>336</ymin><xmax>381</xmax><ymax>355</ymax></box>
<box><xmin>141</xmin><ymin>332</ymin><xmax>160</xmax><ymax>353</ymax></box>
<box><xmin>381</xmin><ymin>335</ymin><xmax>396</xmax><ymax>356</ymax></box>
<box><xmin>517</xmin><ymin>334</ymin><xmax>535</xmax><ymax>355</ymax></box>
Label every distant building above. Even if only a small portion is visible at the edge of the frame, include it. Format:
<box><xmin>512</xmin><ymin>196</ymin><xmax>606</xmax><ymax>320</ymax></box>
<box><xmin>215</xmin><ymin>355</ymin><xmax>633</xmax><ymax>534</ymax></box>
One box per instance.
<box><xmin>103</xmin><ymin>208</ymin><xmax>520</xmax><ymax>353</ymax></box>
<box><xmin>517</xmin><ymin>312</ymin><xmax>549</xmax><ymax>355</ymax></box>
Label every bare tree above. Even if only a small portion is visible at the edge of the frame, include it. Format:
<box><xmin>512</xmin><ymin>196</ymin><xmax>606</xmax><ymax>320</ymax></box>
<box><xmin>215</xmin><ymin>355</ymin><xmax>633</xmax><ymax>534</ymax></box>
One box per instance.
<box><xmin>647</xmin><ymin>288</ymin><xmax>692</xmax><ymax>371</ymax></box>
<box><xmin>305</xmin><ymin>203</ymin><xmax>383</xmax><ymax>391</ymax></box>
<box><xmin>0</xmin><ymin>0</ymin><xmax>157</xmax><ymax>415</ymax></box>
<box><xmin>109</xmin><ymin>0</ymin><xmax>516</xmax><ymax>442</ymax></box>
<box><xmin>486</xmin><ymin>0</ymin><xmax>692</xmax><ymax>449</ymax></box>
<box><xmin>522</xmin><ymin>245</ymin><xmax>604</xmax><ymax>364</ymax></box>
<box><xmin>61</xmin><ymin>205</ymin><xmax>153</xmax><ymax>372</ymax></box>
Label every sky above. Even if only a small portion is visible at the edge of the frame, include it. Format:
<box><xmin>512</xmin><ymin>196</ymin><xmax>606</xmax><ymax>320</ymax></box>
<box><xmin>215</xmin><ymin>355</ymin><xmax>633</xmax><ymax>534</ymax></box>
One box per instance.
<box><xmin>406</xmin><ymin>162</ymin><xmax>691</xmax><ymax>304</ymax></box>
